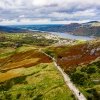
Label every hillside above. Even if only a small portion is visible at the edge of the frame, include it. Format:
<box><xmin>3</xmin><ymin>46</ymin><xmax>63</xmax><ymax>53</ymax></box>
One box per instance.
<box><xmin>10</xmin><ymin>23</ymin><xmax>81</xmax><ymax>33</ymax></box>
<box><xmin>0</xmin><ymin>31</ymin><xmax>100</xmax><ymax>99</ymax></box>
<box><xmin>0</xmin><ymin>26</ymin><xmax>29</xmax><ymax>33</ymax></box>
<box><xmin>0</xmin><ymin>32</ymin><xmax>76</xmax><ymax>100</ymax></box>
<box><xmin>73</xmin><ymin>26</ymin><xmax>100</xmax><ymax>36</ymax></box>
<box><xmin>44</xmin><ymin>40</ymin><xmax>100</xmax><ymax>69</ymax></box>
<box><xmin>91</xmin><ymin>22</ymin><xmax>100</xmax><ymax>27</ymax></box>
<box><xmin>72</xmin><ymin>21</ymin><xmax>100</xmax><ymax>36</ymax></box>
<box><xmin>68</xmin><ymin>60</ymin><xmax>100</xmax><ymax>100</ymax></box>
<box><xmin>10</xmin><ymin>21</ymin><xmax>100</xmax><ymax>37</ymax></box>
<box><xmin>44</xmin><ymin>40</ymin><xmax>100</xmax><ymax>100</ymax></box>
<box><xmin>0</xmin><ymin>21</ymin><xmax>100</xmax><ymax>37</ymax></box>
<box><xmin>0</xmin><ymin>46</ymin><xmax>76</xmax><ymax>100</ymax></box>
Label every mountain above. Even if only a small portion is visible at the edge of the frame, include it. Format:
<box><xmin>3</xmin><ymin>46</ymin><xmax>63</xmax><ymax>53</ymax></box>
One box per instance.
<box><xmin>0</xmin><ymin>25</ymin><xmax>29</xmax><ymax>33</ymax></box>
<box><xmin>11</xmin><ymin>23</ymin><xmax>81</xmax><ymax>33</ymax></box>
<box><xmin>11</xmin><ymin>21</ymin><xmax>100</xmax><ymax>37</ymax></box>
<box><xmin>91</xmin><ymin>22</ymin><xmax>100</xmax><ymax>27</ymax></box>
<box><xmin>0</xmin><ymin>21</ymin><xmax>100</xmax><ymax>37</ymax></box>
<box><xmin>85</xmin><ymin>21</ymin><xmax>99</xmax><ymax>24</ymax></box>
<box><xmin>73</xmin><ymin>26</ymin><xmax>100</xmax><ymax>36</ymax></box>
<box><xmin>72</xmin><ymin>21</ymin><xmax>100</xmax><ymax>36</ymax></box>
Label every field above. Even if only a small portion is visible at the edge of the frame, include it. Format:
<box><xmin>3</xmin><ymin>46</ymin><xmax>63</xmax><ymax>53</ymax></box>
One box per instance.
<box><xmin>0</xmin><ymin>33</ymin><xmax>76</xmax><ymax>100</ymax></box>
<box><xmin>0</xmin><ymin>62</ymin><xmax>75</xmax><ymax>100</ymax></box>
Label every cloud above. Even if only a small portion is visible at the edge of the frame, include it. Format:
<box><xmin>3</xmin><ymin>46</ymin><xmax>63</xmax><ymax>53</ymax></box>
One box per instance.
<box><xmin>32</xmin><ymin>0</ymin><xmax>48</xmax><ymax>7</ymax></box>
<box><xmin>0</xmin><ymin>0</ymin><xmax>100</xmax><ymax>25</ymax></box>
<box><xmin>19</xmin><ymin>15</ymin><xmax>25</xmax><ymax>18</ymax></box>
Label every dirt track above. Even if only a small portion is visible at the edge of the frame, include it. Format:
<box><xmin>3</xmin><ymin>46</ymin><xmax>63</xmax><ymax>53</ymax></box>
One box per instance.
<box><xmin>41</xmin><ymin>49</ymin><xmax>87</xmax><ymax>100</ymax></box>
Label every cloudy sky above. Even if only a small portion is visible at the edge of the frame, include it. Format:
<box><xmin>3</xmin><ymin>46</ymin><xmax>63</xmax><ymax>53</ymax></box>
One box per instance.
<box><xmin>0</xmin><ymin>0</ymin><xmax>100</xmax><ymax>25</ymax></box>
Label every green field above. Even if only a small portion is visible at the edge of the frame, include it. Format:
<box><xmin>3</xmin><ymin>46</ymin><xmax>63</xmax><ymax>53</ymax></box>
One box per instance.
<box><xmin>0</xmin><ymin>62</ymin><xmax>75</xmax><ymax>100</ymax></box>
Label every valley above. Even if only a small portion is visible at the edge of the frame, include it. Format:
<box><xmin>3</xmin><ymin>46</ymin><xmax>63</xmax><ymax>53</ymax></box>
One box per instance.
<box><xmin>10</xmin><ymin>21</ymin><xmax>100</xmax><ymax>37</ymax></box>
<box><xmin>0</xmin><ymin>28</ymin><xmax>100</xmax><ymax>100</ymax></box>
<box><xmin>0</xmin><ymin>0</ymin><xmax>100</xmax><ymax>99</ymax></box>
<box><xmin>0</xmin><ymin>32</ymin><xmax>76</xmax><ymax>100</ymax></box>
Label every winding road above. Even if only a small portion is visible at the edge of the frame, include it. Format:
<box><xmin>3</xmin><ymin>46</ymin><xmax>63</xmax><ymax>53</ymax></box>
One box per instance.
<box><xmin>40</xmin><ymin>49</ymin><xmax>87</xmax><ymax>100</ymax></box>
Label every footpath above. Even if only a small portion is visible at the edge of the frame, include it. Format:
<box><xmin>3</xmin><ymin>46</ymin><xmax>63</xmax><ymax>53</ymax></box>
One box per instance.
<box><xmin>40</xmin><ymin>49</ymin><xmax>87</xmax><ymax>100</ymax></box>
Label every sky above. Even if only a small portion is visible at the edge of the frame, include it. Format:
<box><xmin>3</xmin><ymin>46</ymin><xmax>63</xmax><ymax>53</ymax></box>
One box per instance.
<box><xmin>0</xmin><ymin>0</ymin><xmax>100</xmax><ymax>25</ymax></box>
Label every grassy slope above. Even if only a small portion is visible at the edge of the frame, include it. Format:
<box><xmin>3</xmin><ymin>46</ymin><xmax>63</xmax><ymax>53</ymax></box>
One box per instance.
<box><xmin>44</xmin><ymin>40</ymin><xmax>100</xmax><ymax>100</ymax></box>
<box><xmin>44</xmin><ymin>40</ymin><xmax>100</xmax><ymax>70</ymax></box>
<box><xmin>68</xmin><ymin>60</ymin><xmax>100</xmax><ymax>100</ymax></box>
<box><xmin>0</xmin><ymin>46</ymin><xmax>52</xmax><ymax>71</ymax></box>
<box><xmin>91</xmin><ymin>22</ymin><xmax>100</xmax><ymax>27</ymax></box>
<box><xmin>0</xmin><ymin>46</ymin><xmax>75</xmax><ymax>100</ymax></box>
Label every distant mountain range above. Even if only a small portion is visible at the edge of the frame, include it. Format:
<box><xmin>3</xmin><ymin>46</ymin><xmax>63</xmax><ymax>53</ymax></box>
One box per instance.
<box><xmin>0</xmin><ymin>21</ymin><xmax>100</xmax><ymax>37</ymax></box>
<box><xmin>0</xmin><ymin>25</ymin><xmax>29</xmax><ymax>33</ymax></box>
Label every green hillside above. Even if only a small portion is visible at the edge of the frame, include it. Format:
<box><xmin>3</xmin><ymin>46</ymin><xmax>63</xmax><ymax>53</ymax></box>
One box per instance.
<box><xmin>67</xmin><ymin>60</ymin><xmax>100</xmax><ymax>100</ymax></box>
<box><xmin>0</xmin><ymin>33</ymin><xmax>76</xmax><ymax>100</ymax></box>
<box><xmin>44</xmin><ymin>40</ymin><xmax>100</xmax><ymax>100</ymax></box>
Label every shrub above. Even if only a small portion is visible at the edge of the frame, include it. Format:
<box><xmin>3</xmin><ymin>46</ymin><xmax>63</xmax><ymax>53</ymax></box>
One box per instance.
<box><xmin>58</xmin><ymin>55</ymin><xmax>62</xmax><ymax>59</ymax></box>
<box><xmin>5</xmin><ymin>94</ymin><xmax>12</xmax><ymax>100</ymax></box>
<box><xmin>33</xmin><ymin>94</ymin><xmax>43</xmax><ymax>100</ymax></box>
<box><xmin>16</xmin><ymin>93</ymin><xmax>21</xmax><ymax>99</ymax></box>
<box><xmin>0</xmin><ymin>75</ymin><xmax>27</xmax><ymax>92</ymax></box>
<box><xmin>29</xmin><ymin>91</ymin><xmax>34</xmax><ymax>98</ymax></box>
<box><xmin>87</xmin><ymin>66</ymin><xmax>96</xmax><ymax>74</ymax></box>
<box><xmin>71</xmin><ymin>72</ymin><xmax>87</xmax><ymax>85</ymax></box>
<box><xmin>45</xmin><ymin>50</ymin><xmax>54</xmax><ymax>57</ymax></box>
<box><xmin>86</xmin><ymin>88</ymin><xmax>100</xmax><ymax>100</ymax></box>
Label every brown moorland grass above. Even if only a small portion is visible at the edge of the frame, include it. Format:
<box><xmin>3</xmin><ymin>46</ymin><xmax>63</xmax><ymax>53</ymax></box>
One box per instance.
<box><xmin>0</xmin><ymin>69</ymin><xmax>20</xmax><ymax>82</ymax></box>
<box><xmin>0</xmin><ymin>47</ymin><xmax>52</xmax><ymax>71</ymax></box>
<box><xmin>45</xmin><ymin>40</ymin><xmax>100</xmax><ymax>71</ymax></box>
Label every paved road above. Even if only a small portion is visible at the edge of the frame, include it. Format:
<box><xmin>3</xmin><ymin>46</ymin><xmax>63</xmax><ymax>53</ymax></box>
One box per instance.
<box><xmin>40</xmin><ymin>49</ymin><xmax>87</xmax><ymax>100</ymax></box>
